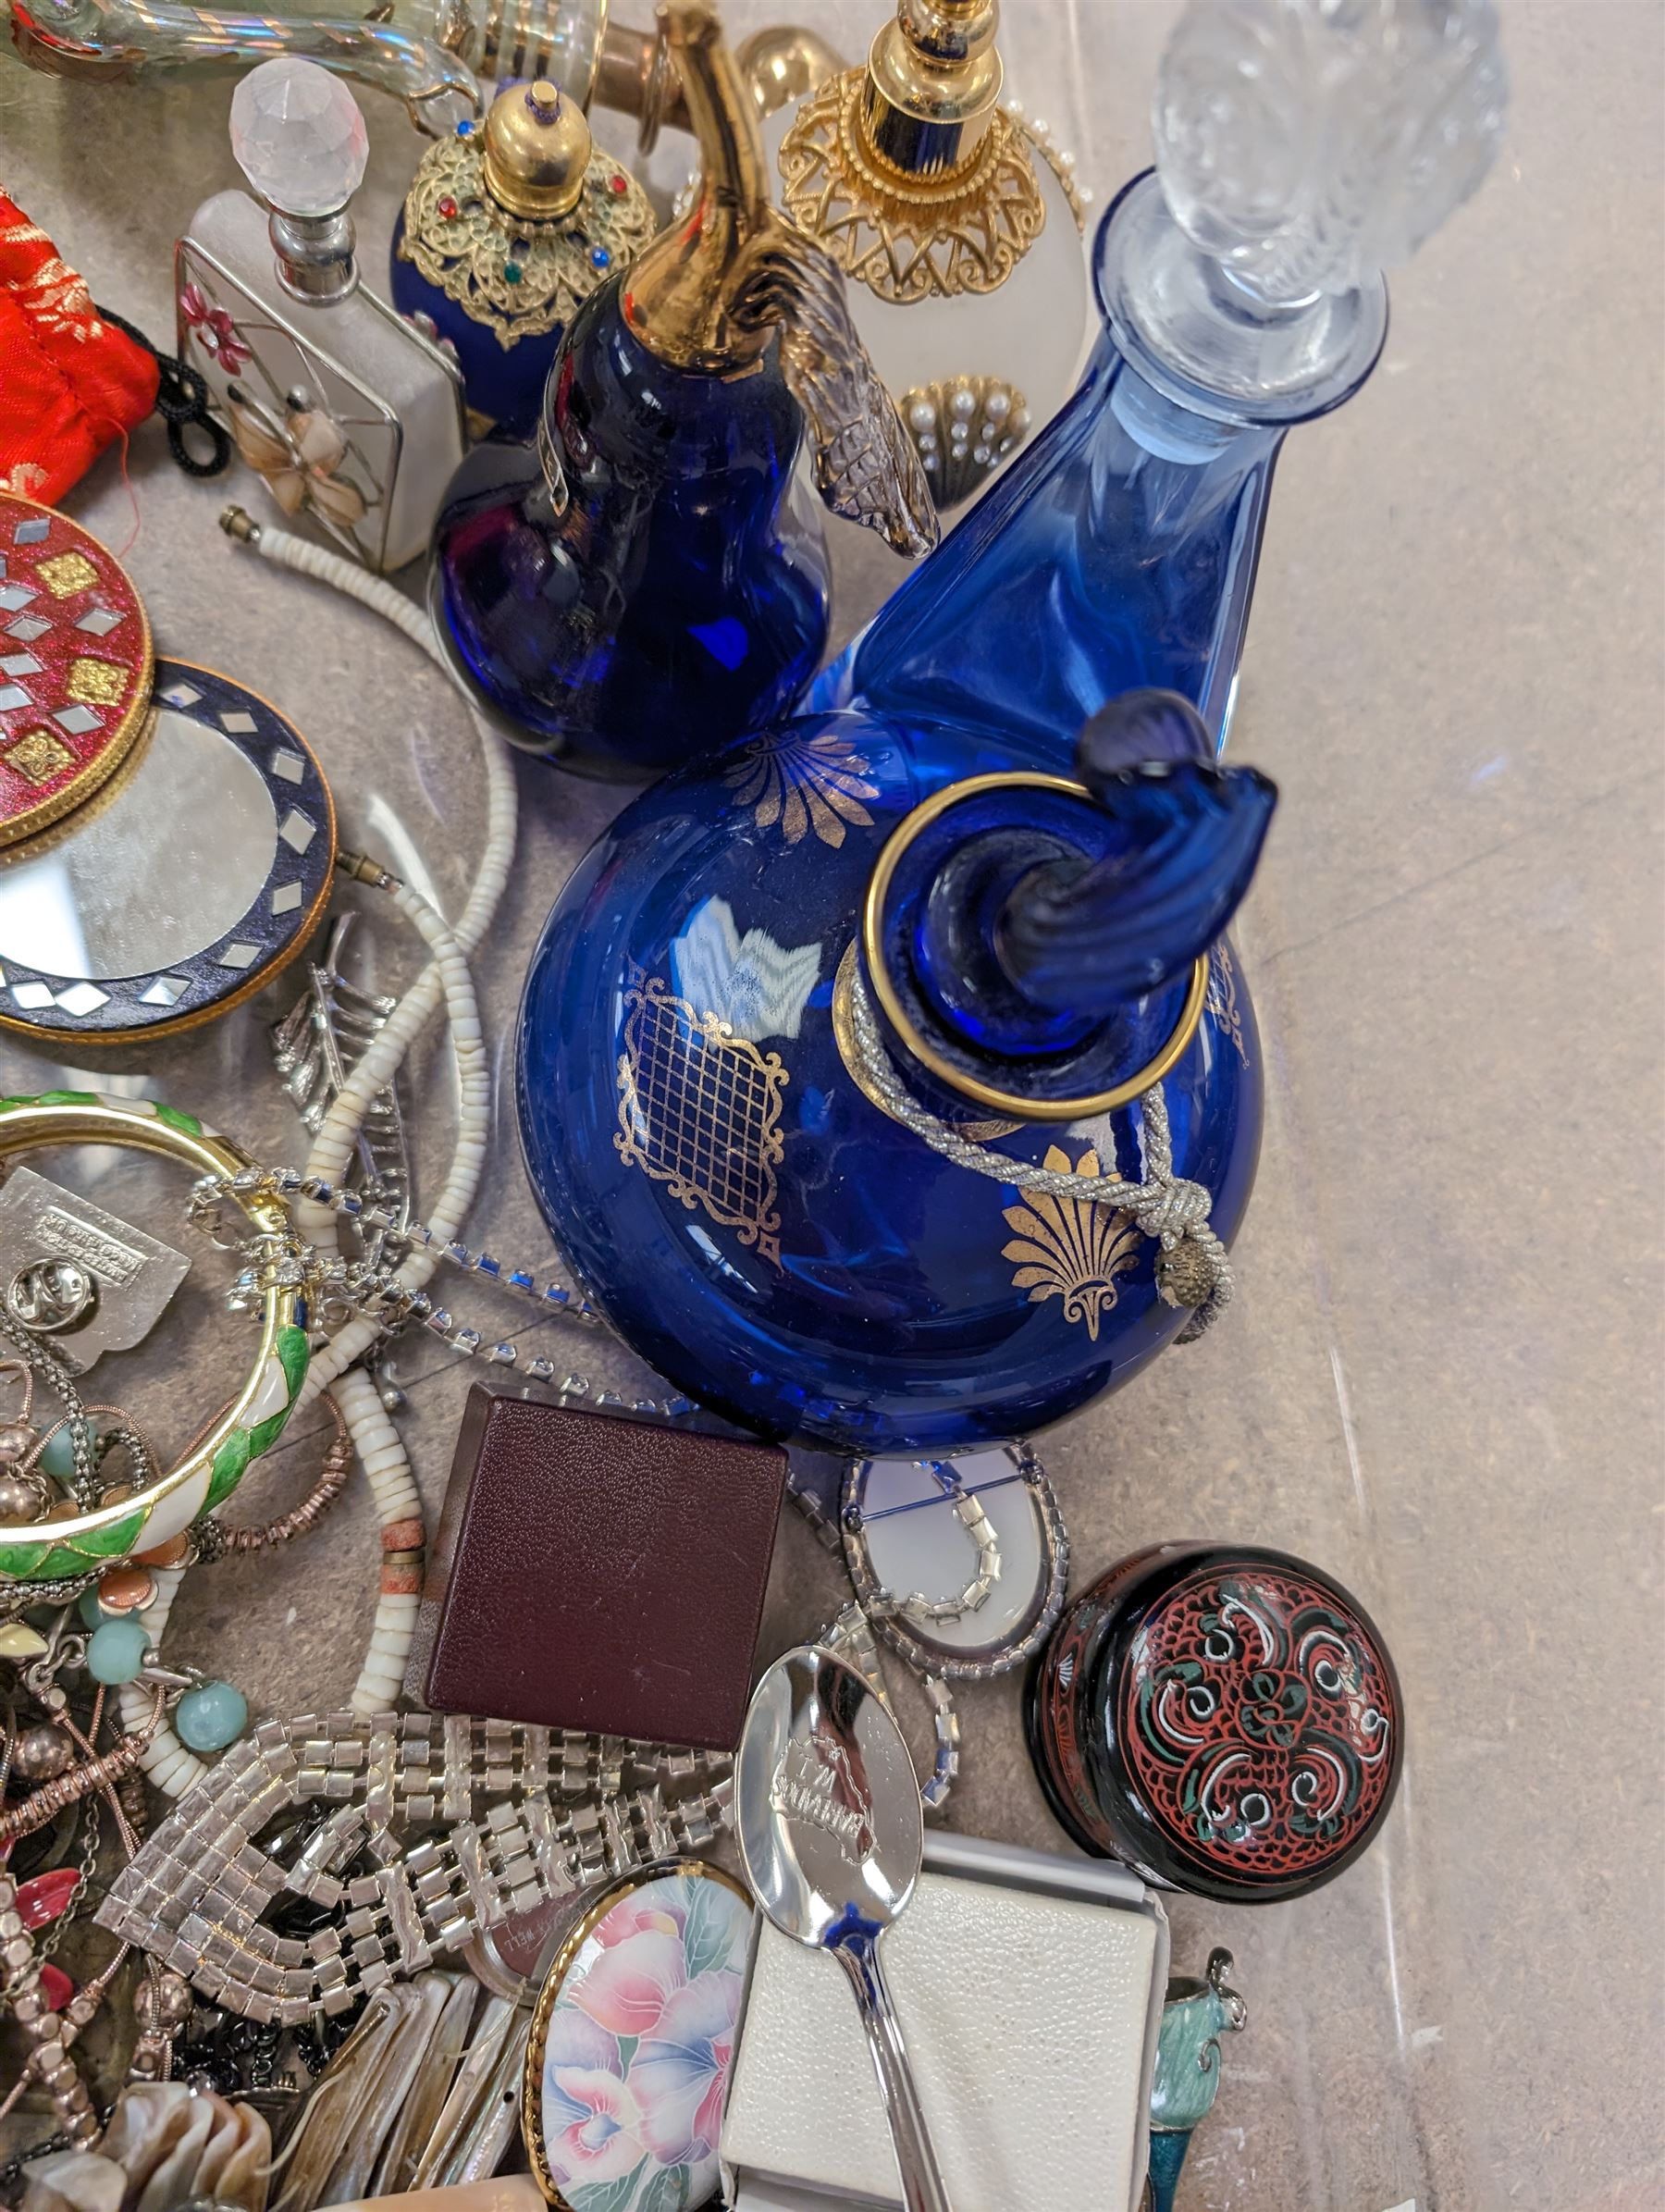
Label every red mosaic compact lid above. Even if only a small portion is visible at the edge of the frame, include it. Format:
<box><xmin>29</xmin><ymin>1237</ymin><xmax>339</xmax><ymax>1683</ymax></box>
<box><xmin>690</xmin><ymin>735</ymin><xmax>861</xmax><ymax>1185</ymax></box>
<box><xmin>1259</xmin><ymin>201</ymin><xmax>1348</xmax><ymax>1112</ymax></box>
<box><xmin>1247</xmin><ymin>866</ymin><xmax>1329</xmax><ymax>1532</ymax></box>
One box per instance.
<box><xmin>0</xmin><ymin>493</ymin><xmax>153</xmax><ymax>847</ymax></box>
<box><xmin>1029</xmin><ymin>1541</ymin><xmax>1403</xmax><ymax>1904</ymax></box>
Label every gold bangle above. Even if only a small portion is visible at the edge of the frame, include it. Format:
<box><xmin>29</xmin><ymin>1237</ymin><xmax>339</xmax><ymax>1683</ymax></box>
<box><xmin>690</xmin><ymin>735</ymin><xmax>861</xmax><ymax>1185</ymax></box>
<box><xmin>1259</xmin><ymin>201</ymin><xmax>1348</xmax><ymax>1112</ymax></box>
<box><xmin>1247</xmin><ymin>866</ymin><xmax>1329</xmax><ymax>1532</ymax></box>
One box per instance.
<box><xmin>859</xmin><ymin>771</ymin><xmax>1212</xmax><ymax>1124</ymax></box>
<box><xmin>0</xmin><ymin>1094</ymin><xmax>310</xmax><ymax>1584</ymax></box>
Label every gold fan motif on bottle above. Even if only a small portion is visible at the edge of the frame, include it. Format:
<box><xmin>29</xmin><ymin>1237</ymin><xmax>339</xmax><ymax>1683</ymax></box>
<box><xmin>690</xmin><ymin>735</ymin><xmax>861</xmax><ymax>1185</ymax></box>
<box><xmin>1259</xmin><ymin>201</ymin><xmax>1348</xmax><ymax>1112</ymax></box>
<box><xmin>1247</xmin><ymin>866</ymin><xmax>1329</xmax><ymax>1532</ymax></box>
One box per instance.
<box><xmin>1001</xmin><ymin>1146</ymin><xmax>1141</xmax><ymax>1341</ymax></box>
<box><xmin>722</xmin><ymin>728</ymin><xmax>879</xmax><ymax>849</ymax></box>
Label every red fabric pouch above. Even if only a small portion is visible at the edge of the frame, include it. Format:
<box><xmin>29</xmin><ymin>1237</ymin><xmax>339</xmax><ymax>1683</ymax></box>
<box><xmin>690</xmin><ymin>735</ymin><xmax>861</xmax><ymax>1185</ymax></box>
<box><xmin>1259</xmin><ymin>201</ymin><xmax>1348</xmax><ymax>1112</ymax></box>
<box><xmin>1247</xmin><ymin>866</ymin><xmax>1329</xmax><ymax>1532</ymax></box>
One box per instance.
<box><xmin>0</xmin><ymin>191</ymin><xmax>159</xmax><ymax>505</ymax></box>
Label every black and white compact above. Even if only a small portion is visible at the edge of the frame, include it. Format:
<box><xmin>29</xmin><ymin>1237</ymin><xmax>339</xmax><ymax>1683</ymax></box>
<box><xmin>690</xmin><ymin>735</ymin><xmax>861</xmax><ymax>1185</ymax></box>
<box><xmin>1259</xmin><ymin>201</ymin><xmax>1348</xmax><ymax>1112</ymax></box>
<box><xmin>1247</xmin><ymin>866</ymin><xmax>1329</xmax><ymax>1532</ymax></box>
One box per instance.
<box><xmin>0</xmin><ymin>657</ymin><xmax>334</xmax><ymax>1043</ymax></box>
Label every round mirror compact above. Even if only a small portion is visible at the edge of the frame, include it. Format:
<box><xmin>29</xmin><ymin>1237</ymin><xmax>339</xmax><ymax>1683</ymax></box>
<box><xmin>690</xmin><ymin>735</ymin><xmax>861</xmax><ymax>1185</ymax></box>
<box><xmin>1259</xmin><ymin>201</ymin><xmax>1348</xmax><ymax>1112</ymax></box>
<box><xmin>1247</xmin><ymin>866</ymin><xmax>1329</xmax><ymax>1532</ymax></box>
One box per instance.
<box><xmin>842</xmin><ymin>1443</ymin><xmax>1070</xmax><ymax>1682</ymax></box>
<box><xmin>0</xmin><ymin>661</ymin><xmax>335</xmax><ymax>1041</ymax></box>
<box><xmin>0</xmin><ymin>492</ymin><xmax>336</xmax><ymax>1044</ymax></box>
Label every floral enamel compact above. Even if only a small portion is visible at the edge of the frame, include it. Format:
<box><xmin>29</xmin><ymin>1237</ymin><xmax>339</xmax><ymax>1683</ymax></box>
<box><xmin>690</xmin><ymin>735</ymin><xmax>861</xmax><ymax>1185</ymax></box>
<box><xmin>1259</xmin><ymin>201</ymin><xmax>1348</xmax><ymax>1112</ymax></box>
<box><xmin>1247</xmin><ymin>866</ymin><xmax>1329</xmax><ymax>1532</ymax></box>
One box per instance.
<box><xmin>523</xmin><ymin>1860</ymin><xmax>753</xmax><ymax>2212</ymax></box>
<box><xmin>0</xmin><ymin>494</ymin><xmax>335</xmax><ymax>1042</ymax></box>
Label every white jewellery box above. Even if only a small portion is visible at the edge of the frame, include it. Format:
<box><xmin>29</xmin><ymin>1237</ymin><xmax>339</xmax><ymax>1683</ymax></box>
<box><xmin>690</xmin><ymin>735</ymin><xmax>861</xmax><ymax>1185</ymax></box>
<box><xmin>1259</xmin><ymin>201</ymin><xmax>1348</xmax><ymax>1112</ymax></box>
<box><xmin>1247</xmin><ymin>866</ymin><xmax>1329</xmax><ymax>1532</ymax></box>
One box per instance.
<box><xmin>721</xmin><ymin>1830</ymin><xmax>1170</xmax><ymax>2212</ymax></box>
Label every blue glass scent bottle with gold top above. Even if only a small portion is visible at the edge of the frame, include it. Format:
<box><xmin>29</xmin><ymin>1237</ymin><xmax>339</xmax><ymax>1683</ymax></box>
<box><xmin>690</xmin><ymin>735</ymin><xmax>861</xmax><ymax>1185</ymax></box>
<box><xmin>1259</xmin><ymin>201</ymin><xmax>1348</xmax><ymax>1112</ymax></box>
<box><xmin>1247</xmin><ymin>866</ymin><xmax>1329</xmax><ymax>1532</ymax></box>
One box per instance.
<box><xmin>516</xmin><ymin>687</ymin><xmax>1274</xmax><ymax>1454</ymax></box>
<box><xmin>811</xmin><ymin>0</ymin><xmax>1508</xmax><ymax>750</ymax></box>
<box><xmin>391</xmin><ymin>80</ymin><xmax>657</xmax><ymax>435</ymax></box>
<box><xmin>429</xmin><ymin>2</ymin><xmax>933</xmax><ymax>782</ymax></box>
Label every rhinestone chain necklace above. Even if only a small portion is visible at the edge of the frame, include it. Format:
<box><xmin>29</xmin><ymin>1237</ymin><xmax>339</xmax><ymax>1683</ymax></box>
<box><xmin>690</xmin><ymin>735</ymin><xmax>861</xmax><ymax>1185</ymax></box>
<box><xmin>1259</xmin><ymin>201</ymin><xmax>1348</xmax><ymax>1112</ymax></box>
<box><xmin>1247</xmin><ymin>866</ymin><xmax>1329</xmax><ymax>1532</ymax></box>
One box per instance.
<box><xmin>188</xmin><ymin>1170</ymin><xmax>697</xmax><ymax>1418</ymax></box>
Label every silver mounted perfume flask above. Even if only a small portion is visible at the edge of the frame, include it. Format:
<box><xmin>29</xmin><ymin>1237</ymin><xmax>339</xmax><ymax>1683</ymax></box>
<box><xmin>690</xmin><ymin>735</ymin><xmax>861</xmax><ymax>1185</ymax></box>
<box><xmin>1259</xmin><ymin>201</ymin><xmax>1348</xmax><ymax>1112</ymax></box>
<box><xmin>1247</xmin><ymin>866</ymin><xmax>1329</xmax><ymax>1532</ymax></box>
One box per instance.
<box><xmin>176</xmin><ymin>56</ymin><xmax>467</xmax><ymax>572</ymax></box>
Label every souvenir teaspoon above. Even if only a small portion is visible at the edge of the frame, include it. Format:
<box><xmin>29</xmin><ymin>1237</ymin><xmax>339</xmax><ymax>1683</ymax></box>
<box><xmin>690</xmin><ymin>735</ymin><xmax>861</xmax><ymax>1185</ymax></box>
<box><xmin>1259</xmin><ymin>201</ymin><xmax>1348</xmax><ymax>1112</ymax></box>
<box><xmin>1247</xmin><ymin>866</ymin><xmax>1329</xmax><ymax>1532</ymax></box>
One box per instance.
<box><xmin>735</xmin><ymin>1645</ymin><xmax>952</xmax><ymax>2212</ymax></box>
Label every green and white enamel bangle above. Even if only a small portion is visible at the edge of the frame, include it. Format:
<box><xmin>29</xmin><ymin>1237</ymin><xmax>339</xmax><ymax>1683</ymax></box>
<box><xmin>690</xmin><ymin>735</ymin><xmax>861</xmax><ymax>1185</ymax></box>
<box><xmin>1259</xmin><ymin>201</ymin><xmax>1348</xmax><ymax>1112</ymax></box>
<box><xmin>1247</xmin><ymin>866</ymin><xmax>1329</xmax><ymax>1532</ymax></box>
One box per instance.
<box><xmin>0</xmin><ymin>1092</ymin><xmax>309</xmax><ymax>1585</ymax></box>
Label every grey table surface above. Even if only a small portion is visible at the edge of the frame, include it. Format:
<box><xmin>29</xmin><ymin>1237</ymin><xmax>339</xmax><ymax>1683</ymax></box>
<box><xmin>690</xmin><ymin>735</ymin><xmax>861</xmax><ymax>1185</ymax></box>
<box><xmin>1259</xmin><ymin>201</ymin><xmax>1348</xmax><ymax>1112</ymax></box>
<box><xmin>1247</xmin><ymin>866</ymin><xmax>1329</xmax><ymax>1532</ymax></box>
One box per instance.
<box><xmin>0</xmin><ymin>5</ymin><xmax>1662</xmax><ymax>2209</ymax></box>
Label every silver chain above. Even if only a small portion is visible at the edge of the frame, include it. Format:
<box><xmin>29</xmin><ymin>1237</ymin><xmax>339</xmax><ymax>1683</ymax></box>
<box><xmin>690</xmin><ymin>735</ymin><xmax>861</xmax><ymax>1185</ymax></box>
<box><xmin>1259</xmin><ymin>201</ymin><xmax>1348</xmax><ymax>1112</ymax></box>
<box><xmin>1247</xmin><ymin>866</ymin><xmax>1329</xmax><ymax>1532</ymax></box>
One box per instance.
<box><xmin>0</xmin><ymin>1309</ymin><xmax>100</xmax><ymax>1508</ymax></box>
<box><xmin>187</xmin><ymin>1170</ymin><xmax>696</xmax><ymax>1419</ymax></box>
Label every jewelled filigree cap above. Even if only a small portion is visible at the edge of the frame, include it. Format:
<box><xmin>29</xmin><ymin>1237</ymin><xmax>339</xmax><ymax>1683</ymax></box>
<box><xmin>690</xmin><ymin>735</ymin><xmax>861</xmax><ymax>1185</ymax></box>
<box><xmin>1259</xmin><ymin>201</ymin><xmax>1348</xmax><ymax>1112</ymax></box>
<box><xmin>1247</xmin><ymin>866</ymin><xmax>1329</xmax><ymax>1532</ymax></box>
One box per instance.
<box><xmin>484</xmin><ymin>77</ymin><xmax>592</xmax><ymax>222</ymax></box>
<box><xmin>397</xmin><ymin>79</ymin><xmax>656</xmax><ymax>376</ymax></box>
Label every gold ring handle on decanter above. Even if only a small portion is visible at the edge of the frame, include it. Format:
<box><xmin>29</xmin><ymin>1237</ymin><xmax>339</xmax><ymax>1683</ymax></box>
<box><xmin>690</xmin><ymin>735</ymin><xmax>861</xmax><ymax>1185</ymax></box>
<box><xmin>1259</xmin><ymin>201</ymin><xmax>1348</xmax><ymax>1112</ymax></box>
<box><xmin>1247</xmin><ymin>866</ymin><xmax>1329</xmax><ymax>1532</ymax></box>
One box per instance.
<box><xmin>859</xmin><ymin>772</ymin><xmax>1211</xmax><ymax>1123</ymax></box>
<box><xmin>0</xmin><ymin>1094</ymin><xmax>310</xmax><ymax>1584</ymax></box>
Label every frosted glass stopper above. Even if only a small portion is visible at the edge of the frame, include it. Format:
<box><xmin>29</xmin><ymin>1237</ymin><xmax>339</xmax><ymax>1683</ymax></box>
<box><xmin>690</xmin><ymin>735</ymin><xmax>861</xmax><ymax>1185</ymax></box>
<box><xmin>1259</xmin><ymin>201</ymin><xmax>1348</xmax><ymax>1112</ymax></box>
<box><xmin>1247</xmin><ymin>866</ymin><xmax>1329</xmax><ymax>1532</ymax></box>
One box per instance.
<box><xmin>1154</xmin><ymin>0</ymin><xmax>1508</xmax><ymax>305</ymax></box>
<box><xmin>230</xmin><ymin>57</ymin><xmax>370</xmax><ymax>218</ymax></box>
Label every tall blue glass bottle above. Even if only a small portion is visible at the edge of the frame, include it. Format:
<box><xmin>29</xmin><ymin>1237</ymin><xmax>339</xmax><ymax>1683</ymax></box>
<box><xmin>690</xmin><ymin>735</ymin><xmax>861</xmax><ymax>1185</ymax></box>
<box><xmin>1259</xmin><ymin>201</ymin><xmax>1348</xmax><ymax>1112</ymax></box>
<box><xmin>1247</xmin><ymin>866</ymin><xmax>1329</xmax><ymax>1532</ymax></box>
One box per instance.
<box><xmin>513</xmin><ymin>0</ymin><xmax>1506</xmax><ymax>1452</ymax></box>
<box><xmin>429</xmin><ymin>3</ymin><xmax>933</xmax><ymax>782</ymax></box>
<box><xmin>806</xmin><ymin>172</ymin><xmax>1355</xmax><ymax>758</ymax></box>
<box><xmin>810</xmin><ymin>0</ymin><xmax>1508</xmax><ymax>753</ymax></box>
<box><xmin>517</xmin><ymin>689</ymin><xmax>1273</xmax><ymax>1453</ymax></box>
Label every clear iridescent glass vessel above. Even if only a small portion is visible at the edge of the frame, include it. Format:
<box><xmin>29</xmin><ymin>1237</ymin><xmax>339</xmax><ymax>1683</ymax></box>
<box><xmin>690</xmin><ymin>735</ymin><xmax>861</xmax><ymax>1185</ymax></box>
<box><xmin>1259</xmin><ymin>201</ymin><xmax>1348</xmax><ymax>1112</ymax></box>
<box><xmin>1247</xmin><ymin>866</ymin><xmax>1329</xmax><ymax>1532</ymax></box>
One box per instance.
<box><xmin>811</xmin><ymin>0</ymin><xmax>1508</xmax><ymax>752</ymax></box>
<box><xmin>6</xmin><ymin>0</ymin><xmax>672</xmax><ymax>137</ymax></box>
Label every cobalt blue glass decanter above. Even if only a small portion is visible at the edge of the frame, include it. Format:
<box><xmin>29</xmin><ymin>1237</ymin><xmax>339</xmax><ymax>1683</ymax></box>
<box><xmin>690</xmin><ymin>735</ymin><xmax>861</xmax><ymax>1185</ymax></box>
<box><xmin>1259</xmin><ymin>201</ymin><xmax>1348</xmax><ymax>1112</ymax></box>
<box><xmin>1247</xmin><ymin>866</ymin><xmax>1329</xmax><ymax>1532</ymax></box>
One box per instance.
<box><xmin>810</xmin><ymin>0</ymin><xmax>1508</xmax><ymax>753</ymax></box>
<box><xmin>518</xmin><ymin>688</ymin><xmax>1275</xmax><ymax>1454</ymax></box>
<box><xmin>429</xmin><ymin>1</ymin><xmax>934</xmax><ymax>782</ymax></box>
<box><xmin>390</xmin><ymin>78</ymin><xmax>657</xmax><ymax>436</ymax></box>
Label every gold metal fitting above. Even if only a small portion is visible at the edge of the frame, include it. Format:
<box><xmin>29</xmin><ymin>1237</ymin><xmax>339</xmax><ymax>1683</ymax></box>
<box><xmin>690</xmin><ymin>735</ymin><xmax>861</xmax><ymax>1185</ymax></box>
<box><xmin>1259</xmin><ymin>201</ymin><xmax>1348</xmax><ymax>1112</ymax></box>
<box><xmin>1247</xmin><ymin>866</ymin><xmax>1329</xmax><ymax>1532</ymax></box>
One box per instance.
<box><xmin>593</xmin><ymin>16</ymin><xmax>841</xmax><ymax>148</ymax></box>
<box><xmin>735</xmin><ymin>23</ymin><xmax>846</xmax><ymax>121</ymax></box>
<box><xmin>483</xmin><ymin>78</ymin><xmax>593</xmax><ymax>222</ymax></box>
<box><xmin>859</xmin><ymin>772</ymin><xmax>1211</xmax><ymax>1123</ymax></box>
<box><xmin>336</xmin><ymin>850</ymin><xmax>399</xmax><ymax>889</ymax></box>
<box><xmin>777</xmin><ymin>0</ymin><xmax>1042</xmax><ymax>306</ymax></box>
<box><xmin>622</xmin><ymin>3</ymin><xmax>776</xmax><ymax>375</ymax></box>
<box><xmin>864</xmin><ymin>0</ymin><xmax>1004</xmax><ymax>179</ymax></box>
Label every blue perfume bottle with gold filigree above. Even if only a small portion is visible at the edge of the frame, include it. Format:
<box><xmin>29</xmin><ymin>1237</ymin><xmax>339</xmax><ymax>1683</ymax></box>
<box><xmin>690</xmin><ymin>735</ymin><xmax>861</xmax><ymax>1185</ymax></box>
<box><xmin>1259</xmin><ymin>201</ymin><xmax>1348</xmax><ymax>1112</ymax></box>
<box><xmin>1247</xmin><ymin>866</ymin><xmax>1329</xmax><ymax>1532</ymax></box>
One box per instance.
<box><xmin>517</xmin><ymin>687</ymin><xmax>1273</xmax><ymax>1453</ymax></box>
<box><xmin>390</xmin><ymin>78</ymin><xmax>657</xmax><ymax>435</ymax></box>
<box><xmin>428</xmin><ymin>3</ymin><xmax>933</xmax><ymax>781</ymax></box>
<box><xmin>809</xmin><ymin>0</ymin><xmax>1507</xmax><ymax>750</ymax></box>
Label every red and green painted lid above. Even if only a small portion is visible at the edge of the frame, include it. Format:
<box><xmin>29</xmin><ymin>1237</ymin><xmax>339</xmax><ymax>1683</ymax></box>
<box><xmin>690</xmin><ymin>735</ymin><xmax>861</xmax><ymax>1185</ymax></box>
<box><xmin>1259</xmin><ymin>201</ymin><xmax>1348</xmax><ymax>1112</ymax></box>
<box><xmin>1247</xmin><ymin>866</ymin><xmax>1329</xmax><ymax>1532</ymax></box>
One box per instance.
<box><xmin>1030</xmin><ymin>1541</ymin><xmax>1402</xmax><ymax>1903</ymax></box>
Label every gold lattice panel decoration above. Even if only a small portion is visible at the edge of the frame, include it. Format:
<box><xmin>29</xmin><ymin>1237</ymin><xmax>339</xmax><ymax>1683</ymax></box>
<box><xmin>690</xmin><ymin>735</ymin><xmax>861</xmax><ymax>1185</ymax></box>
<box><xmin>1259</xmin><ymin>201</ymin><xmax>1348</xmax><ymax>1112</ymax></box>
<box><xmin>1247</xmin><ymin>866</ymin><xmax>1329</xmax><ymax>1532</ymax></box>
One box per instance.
<box><xmin>615</xmin><ymin>973</ymin><xmax>789</xmax><ymax>1266</ymax></box>
<box><xmin>778</xmin><ymin>69</ymin><xmax>1046</xmax><ymax>304</ymax></box>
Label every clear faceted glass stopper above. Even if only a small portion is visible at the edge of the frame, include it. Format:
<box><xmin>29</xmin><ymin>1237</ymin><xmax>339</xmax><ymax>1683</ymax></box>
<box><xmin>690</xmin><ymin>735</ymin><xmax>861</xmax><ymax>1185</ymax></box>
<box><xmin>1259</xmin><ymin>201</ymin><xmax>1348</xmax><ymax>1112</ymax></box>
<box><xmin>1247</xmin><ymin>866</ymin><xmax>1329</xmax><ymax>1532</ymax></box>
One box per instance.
<box><xmin>230</xmin><ymin>57</ymin><xmax>370</xmax><ymax>218</ymax></box>
<box><xmin>1154</xmin><ymin>0</ymin><xmax>1509</xmax><ymax>305</ymax></box>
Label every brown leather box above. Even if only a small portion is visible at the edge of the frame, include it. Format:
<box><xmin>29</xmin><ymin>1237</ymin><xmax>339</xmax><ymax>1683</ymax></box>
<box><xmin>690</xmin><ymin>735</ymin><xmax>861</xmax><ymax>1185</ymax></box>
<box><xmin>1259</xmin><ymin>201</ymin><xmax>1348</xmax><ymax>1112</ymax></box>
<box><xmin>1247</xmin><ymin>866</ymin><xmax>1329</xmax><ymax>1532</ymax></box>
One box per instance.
<box><xmin>407</xmin><ymin>1388</ymin><xmax>787</xmax><ymax>1751</ymax></box>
